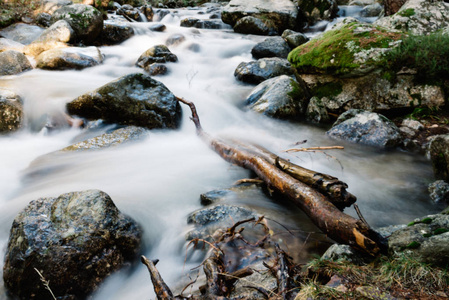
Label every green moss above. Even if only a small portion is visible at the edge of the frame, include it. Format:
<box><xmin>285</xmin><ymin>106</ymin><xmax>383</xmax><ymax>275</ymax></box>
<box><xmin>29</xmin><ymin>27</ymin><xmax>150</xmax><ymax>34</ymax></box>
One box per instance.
<box><xmin>422</xmin><ymin>233</ymin><xmax>432</xmax><ymax>238</ymax></box>
<box><xmin>407</xmin><ymin>221</ymin><xmax>416</xmax><ymax>226</ymax></box>
<box><xmin>420</xmin><ymin>217</ymin><xmax>432</xmax><ymax>224</ymax></box>
<box><xmin>433</xmin><ymin>228</ymin><xmax>449</xmax><ymax>235</ymax></box>
<box><xmin>312</xmin><ymin>82</ymin><xmax>343</xmax><ymax>98</ymax></box>
<box><xmin>398</xmin><ymin>8</ymin><xmax>415</xmax><ymax>17</ymax></box>
<box><xmin>405</xmin><ymin>241</ymin><xmax>421</xmax><ymax>249</ymax></box>
<box><xmin>287</xmin><ymin>80</ymin><xmax>304</xmax><ymax>99</ymax></box>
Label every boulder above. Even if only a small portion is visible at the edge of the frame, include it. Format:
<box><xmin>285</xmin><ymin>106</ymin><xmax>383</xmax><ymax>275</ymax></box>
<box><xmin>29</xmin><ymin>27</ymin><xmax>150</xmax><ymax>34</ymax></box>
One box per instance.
<box><xmin>3</xmin><ymin>189</ymin><xmax>142</xmax><ymax>300</ymax></box>
<box><xmin>41</xmin><ymin>0</ymin><xmax>73</xmax><ymax>14</ymax></box>
<box><xmin>306</xmin><ymin>96</ymin><xmax>330</xmax><ymax>123</ymax></box>
<box><xmin>388</xmin><ymin>212</ymin><xmax>449</xmax><ymax>268</ymax></box>
<box><xmin>194</xmin><ymin>19</ymin><xmax>230</xmax><ymax>29</ymax></box>
<box><xmin>51</xmin><ymin>4</ymin><xmax>103</xmax><ymax>44</ymax></box>
<box><xmin>0</xmin><ymin>38</ymin><xmax>25</xmax><ymax>53</ymax></box>
<box><xmin>374</xmin><ymin>0</ymin><xmax>449</xmax><ymax>35</ymax></box>
<box><xmin>233</xmin><ymin>16</ymin><xmax>278</xmax><ymax>36</ymax></box>
<box><xmin>360</xmin><ymin>3</ymin><xmax>384</xmax><ymax>18</ymax></box>
<box><xmin>100</xmin><ymin>20</ymin><xmax>134</xmax><ymax>45</ymax></box>
<box><xmin>0</xmin><ymin>88</ymin><xmax>23</xmax><ymax>133</ymax></box>
<box><xmin>24</xmin><ymin>20</ymin><xmax>75</xmax><ymax>57</ymax></box>
<box><xmin>0</xmin><ymin>50</ymin><xmax>32</xmax><ymax>76</ymax></box>
<box><xmin>66</xmin><ymin>73</ymin><xmax>182</xmax><ymax>129</ymax></box>
<box><xmin>135</xmin><ymin>44</ymin><xmax>177</xmax><ymax>69</ymax></box>
<box><xmin>429</xmin><ymin>134</ymin><xmax>449</xmax><ymax>182</ymax></box>
<box><xmin>148</xmin><ymin>23</ymin><xmax>166</xmax><ymax>32</ymax></box>
<box><xmin>245</xmin><ymin>75</ymin><xmax>308</xmax><ymax>119</ymax></box>
<box><xmin>281</xmin><ymin>29</ymin><xmax>309</xmax><ymax>48</ymax></box>
<box><xmin>117</xmin><ymin>4</ymin><xmax>141</xmax><ymax>21</ymax></box>
<box><xmin>428</xmin><ymin>180</ymin><xmax>449</xmax><ymax>203</ymax></box>
<box><xmin>221</xmin><ymin>0</ymin><xmax>299</xmax><ymax>33</ymax></box>
<box><xmin>145</xmin><ymin>63</ymin><xmax>168</xmax><ymax>76</ymax></box>
<box><xmin>36</xmin><ymin>46</ymin><xmax>104</xmax><ymax>70</ymax></box>
<box><xmin>296</xmin><ymin>0</ymin><xmax>339</xmax><ymax>25</ymax></box>
<box><xmin>251</xmin><ymin>36</ymin><xmax>291</xmax><ymax>59</ymax></box>
<box><xmin>234</xmin><ymin>57</ymin><xmax>294</xmax><ymax>84</ymax></box>
<box><xmin>326</xmin><ymin>109</ymin><xmax>402</xmax><ymax>148</ymax></box>
<box><xmin>0</xmin><ymin>23</ymin><xmax>44</xmax><ymax>45</ymax></box>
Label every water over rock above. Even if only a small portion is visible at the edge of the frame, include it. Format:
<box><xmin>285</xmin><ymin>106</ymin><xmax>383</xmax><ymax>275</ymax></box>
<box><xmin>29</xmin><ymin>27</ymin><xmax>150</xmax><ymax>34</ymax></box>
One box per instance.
<box><xmin>66</xmin><ymin>73</ymin><xmax>182</xmax><ymax>129</ymax></box>
<box><xmin>51</xmin><ymin>4</ymin><xmax>103</xmax><ymax>44</ymax></box>
<box><xmin>3</xmin><ymin>189</ymin><xmax>142</xmax><ymax>300</ymax></box>
<box><xmin>326</xmin><ymin>109</ymin><xmax>402</xmax><ymax>148</ymax></box>
<box><xmin>0</xmin><ymin>88</ymin><xmax>23</xmax><ymax>134</ymax></box>
<box><xmin>234</xmin><ymin>57</ymin><xmax>294</xmax><ymax>84</ymax></box>
<box><xmin>245</xmin><ymin>75</ymin><xmax>308</xmax><ymax>119</ymax></box>
<box><xmin>36</xmin><ymin>46</ymin><xmax>104</xmax><ymax>70</ymax></box>
<box><xmin>0</xmin><ymin>50</ymin><xmax>32</xmax><ymax>76</ymax></box>
<box><xmin>251</xmin><ymin>36</ymin><xmax>291</xmax><ymax>59</ymax></box>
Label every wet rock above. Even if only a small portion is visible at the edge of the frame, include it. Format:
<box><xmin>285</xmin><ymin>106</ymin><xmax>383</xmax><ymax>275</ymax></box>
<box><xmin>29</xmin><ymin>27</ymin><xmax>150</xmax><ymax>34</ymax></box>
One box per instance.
<box><xmin>154</xmin><ymin>9</ymin><xmax>171</xmax><ymax>21</ymax></box>
<box><xmin>36</xmin><ymin>46</ymin><xmax>103</xmax><ymax>70</ymax></box>
<box><xmin>51</xmin><ymin>4</ymin><xmax>103</xmax><ymax>44</ymax></box>
<box><xmin>297</xmin><ymin>0</ymin><xmax>339</xmax><ymax>25</ymax></box>
<box><xmin>0</xmin><ymin>88</ymin><xmax>23</xmax><ymax>133</ymax></box>
<box><xmin>0</xmin><ymin>23</ymin><xmax>44</xmax><ymax>45</ymax></box>
<box><xmin>221</xmin><ymin>0</ymin><xmax>299</xmax><ymax>33</ymax></box>
<box><xmin>322</xmin><ymin>244</ymin><xmax>373</xmax><ymax>265</ymax></box>
<box><xmin>61</xmin><ymin>126</ymin><xmax>148</xmax><ymax>151</ymax></box>
<box><xmin>41</xmin><ymin>0</ymin><xmax>73</xmax><ymax>14</ymax></box>
<box><xmin>0</xmin><ymin>50</ymin><xmax>32</xmax><ymax>76</ymax></box>
<box><xmin>251</xmin><ymin>36</ymin><xmax>291</xmax><ymax>59</ymax></box>
<box><xmin>326</xmin><ymin>109</ymin><xmax>402</xmax><ymax>148</ymax></box>
<box><xmin>388</xmin><ymin>212</ymin><xmax>449</xmax><ymax>267</ymax></box>
<box><xmin>180</xmin><ymin>17</ymin><xmax>199</xmax><ymax>27</ymax></box>
<box><xmin>194</xmin><ymin>19</ymin><xmax>230</xmax><ymax>29</ymax></box>
<box><xmin>66</xmin><ymin>73</ymin><xmax>182</xmax><ymax>129</ymax></box>
<box><xmin>135</xmin><ymin>44</ymin><xmax>177</xmax><ymax>69</ymax></box>
<box><xmin>165</xmin><ymin>33</ymin><xmax>185</xmax><ymax>46</ymax></box>
<box><xmin>402</xmin><ymin>118</ymin><xmax>424</xmax><ymax>131</ymax></box>
<box><xmin>145</xmin><ymin>63</ymin><xmax>168</xmax><ymax>76</ymax></box>
<box><xmin>245</xmin><ymin>75</ymin><xmax>308</xmax><ymax>119</ymax></box>
<box><xmin>233</xmin><ymin>16</ymin><xmax>278</xmax><ymax>36</ymax></box>
<box><xmin>306</xmin><ymin>96</ymin><xmax>330</xmax><ymax>123</ymax></box>
<box><xmin>429</xmin><ymin>134</ymin><xmax>449</xmax><ymax>182</ymax></box>
<box><xmin>281</xmin><ymin>29</ymin><xmax>309</xmax><ymax>48</ymax></box>
<box><xmin>428</xmin><ymin>180</ymin><xmax>449</xmax><ymax>203</ymax></box>
<box><xmin>148</xmin><ymin>23</ymin><xmax>166</xmax><ymax>31</ymax></box>
<box><xmin>35</xmin><ymin>12</ymin><xmax>52</xmax><ymax>27</ymax></box>
<box><xmin>360</xmin><ymin>3</ymin><xmax>383</xmax><ymax>17</ymax></box>
<box><xmin>0</xmin><ymin>38</ymin><xmax>25</xmax><ymax>53</ymax></box>
<box><xmin>234</xmin><ymin>57</ymin><xmax>294</xmax><ymax>84</ymax></box>
<box><xmin>374</xmin><ymin>0</ymin><xmax>449</xmax><ymax>35</ymax></box>
<box><xmin>229</xmin><ymin>261</ymin><xmax>277</xmax><ymax>299</ymax></box>
<box><xmin>117</xmin><ymin>4</ymin><xmax>141</xmax><ymax>21</ymax></box>
<box><xmin>100</xmin><ymin>20</ymin><xmax>134</xmax><ymax>45</ymax></box>
<box><xmin>3</xmin><ymin>189</ymin><xmax>142</xmax><ymax>300</ymax></box>
<box><xmin>140</xmin><ymin>5</ymin><xmax>154</xmax><ymax>21</ymax></box>
<box><xmin>200</xmin><ymin>183</ymin><xmax>266</xmax><ymax>206</ymax></box>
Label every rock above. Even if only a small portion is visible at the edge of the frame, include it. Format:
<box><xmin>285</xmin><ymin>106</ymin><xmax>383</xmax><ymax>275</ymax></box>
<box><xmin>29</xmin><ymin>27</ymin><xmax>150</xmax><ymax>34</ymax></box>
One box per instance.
<box><xmin>428</xmin><ymin>180</ymin><xmax>449</xmax><ymax>203</ymax></box>
<box><xmin>0</xmin><ymin>23</ymin><xmax>44</xmax><ymax>45</ymax></box>
<box><xmin>233</xmin><ymin>16</ymin><xmax>278</xmax><ymax>36</ymax></box>
<box><xmin>148</xmin><ymin>23</ymin><xmax>166</xmax><ymax>31</ymax></box>
<box><xmin>401</xmin><ymin>118</ymin><xmax>424</xmax><ymax>131</ymax></box>
<box><xmin>135</xmin><ymin>44</ymin><xmax>177</xmax><ymax>69</ymax></box>
<box><xmin>234</xmin><ymin>57</ymin><xmax>294</xmax><ymax>84</ymax></box>
<box><xmin>41</xmin><ymin>0</ymin><xmax>73</xmax><ymax>14</ymax></box>
<box><xmin>383</xmin><ymin>0</ymin><xmax>407</xmax><ymax>16</ymax></box>
<box><xmin>245</xmin><ymin>75</ymin><xmax>308</xmax><ymax>119</ymax></box>
<box><xmin>35</xmin><ymin>13</ymin><xmax>52</xmax><ymax>27</ymax></box>
<box><xmin>194</xmin><ymin>19</ymin><xmax>230</xmax><ymax>29</ymax></box>
<box><xmin>296</xmin><ymin>0</ymin><xmax>339</xmax><ymax>25</ymax></box>
<box><xmin>429</xmin><ymin>134</ymin><xmax>449</xmax><ymax>182</ymax></box>
<box><xmin>66</xmin><ymin>73</ymin><xmax>182</xmax><ymax>129</ymax></box>
<box><xmin>3</xmin><ymin>189</ymin><xmax>142</xmax><ymax>300</ymax></box>
<box><xmin>326</xmin><ymin>109</ymin><xmax>402</xmax><ymax>148</ymax></box>
<box><xmin>139</xmin><ymin>5</ymin><xmax>154</xmax><ymax>21</ymax></box>
<box><xmin>360</xmin><ymin>3</ymin><xmax>384</xmax><ymax>17</ymax></box>
<box><xmin>281</xmin><ymin>29</ymin><xmax>309</xmax><ymax>48</ymax></box>
<box><xmin>36</xmin><ymin>46</ymin><xmax>103</xmax><ymax>70</ymax></box>
<box><xmin>388</xmin><ymin>213</ymin><xmax>449</xmax><ymax>267</ymax></box>
<box><xmin>0</xmin><ymin>88</ymin><xmax>23</xmax><ymax>133</ymax></box>
<box><xmin>61</xmin><ymin>126</ymin><xmax>148</xmax><ymax>151</ymax></box>
<box><xmin>51</xmin><ymin>4</ymin><xmax>104</xmax><ymax>44</ymax></box>
<box><xmin>306</xmin><ymin>96</ymin><xmax>330</xmax><ymax>123</ymax></box>
<box><xmin>374</xmin><ymin>0</ymin><xmax>449</xmax><ymax>35</ymax></box>
<box><xmin>0</xmin><ymin>50</ymin><xmax>32</xmax><ymax>76</ymax></box>
<box><xmin>322</xmin><ymin>244</ymin><xmax>373</xmax><ymax>265</ymax></box>
<box><xmin>221</xmin><ymin>0</ymin><xmax>299</xmax><ymax>33</ymax></box>
<box><xmin>356</xmin><ymin>286</ymin><xmax>396</xmax><ymax>300</ymax></box>
<box><xmin>117</xmin><ymin>5</ymin><xmax>141</xmax><ymax>21</ymax></box>
<box><xmin>0</xmin><ymin>38</ymin><xmax>25</xmax><ymax>53</ymax></box>
<box><xmin>180</xmin><ymin>17</ymin><xmax>199</xmax><ymax>27</ymax></box>
<box><xmin>100</xmin><ymin>20</ymin><xmax>134</xmax><ymax>45</ymax></box>
<box><xmin>145</xmin><ymin>63</ymin><xmax>168</xmax><ymax>76</ymax></box>
<box><xmin>200</xmin><ymin>183</ymin><xmax>265</xmax><ymax>206</ymax></box>
<box><xmin>251</xmin><ymin>36</ymin><xmax>291</xmax><ymax>59</ymax></box>
<box><xmin>165</xmin><ymin>33</ymin><xmax>185</xmax><ymax>46</ymax></box>
<box><xmin>24</xmin><ymin>20</ymin><xmax>75</xmax><ymax>57</ymax></box>
<box><xmin>229</xmin><ymin>261</ymin><xmax>277</xmax><ymax>299</ymax></box>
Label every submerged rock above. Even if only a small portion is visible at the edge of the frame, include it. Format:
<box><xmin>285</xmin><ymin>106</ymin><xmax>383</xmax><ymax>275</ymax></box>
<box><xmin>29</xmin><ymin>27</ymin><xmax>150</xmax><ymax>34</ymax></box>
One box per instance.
<box><xmin>3</xmin><ymin>189</ymin><xmax>142</xmax><ymax>300</ymax></box>
<box><xmin>0</xmin><ymin>50</ymin><xmax>32</xmax><ymax>76</ymax></box>
<box><xmin>234</xmin><ymin>57</ymin><xmax>294</xmax><ymax>84</ymax></box>
<box><xmin>0</xmin><ymin>88</ymin><xmax>23</xmax><ymax>133</ymax></box>
<box><xmin>66</xmin><ymin>73</ymin><xmax>182</xmax><ymax>129</ymax></box>
<box><xmin>326</xmin><ymin>109</ymin><xmax>402</xmax><ymax>148</ymax></box>
<box><xmin>36</xmin><ymin>46</ymin><xmax>104</xmax><ymax>70</ymax></box>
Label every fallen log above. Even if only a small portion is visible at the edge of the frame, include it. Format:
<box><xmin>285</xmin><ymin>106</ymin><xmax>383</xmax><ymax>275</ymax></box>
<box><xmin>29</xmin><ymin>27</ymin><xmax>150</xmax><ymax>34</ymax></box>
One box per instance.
<box><xmin>175</xmin><ymin>97</ymin><xmax>386</xmax><ymax>256</ymax></box>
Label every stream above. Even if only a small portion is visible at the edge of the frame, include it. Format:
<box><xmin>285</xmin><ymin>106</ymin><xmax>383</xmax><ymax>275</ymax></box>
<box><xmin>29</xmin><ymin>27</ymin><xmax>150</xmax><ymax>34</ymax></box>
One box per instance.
<box><xmin>0</xmin><ymin>5</ymin><xmax>444</xmax><ymax>299</ymax></box>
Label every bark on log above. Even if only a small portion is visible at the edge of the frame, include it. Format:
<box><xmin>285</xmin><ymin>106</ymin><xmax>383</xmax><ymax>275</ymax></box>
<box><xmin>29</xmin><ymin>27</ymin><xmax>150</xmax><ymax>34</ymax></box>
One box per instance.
<box><xmin>175</xmin><ymin>97</ymin><xmax>387</xmax><ymax>256</ymax></box>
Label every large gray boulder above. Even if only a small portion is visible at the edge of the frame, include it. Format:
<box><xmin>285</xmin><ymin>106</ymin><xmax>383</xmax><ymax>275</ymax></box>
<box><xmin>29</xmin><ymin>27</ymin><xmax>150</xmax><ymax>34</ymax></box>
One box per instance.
<box><xmin>251</xmin><ymin>36</ymin><xmax>291</xmax><ymax>59</ymax></box>
<box><xmin>221</xmin><ymin>0</ymin><xmax>299</xmax><ymax>33</ymax></box>
<box><xmin>428</xmin><ymin>134</ymin><xmax>449</xmax><ymax>182</ymax></box>
<box><xmin>51</xmin><ymin>4</ymin><xmax>103</xmax><ymax>44</ymax></box>
<box><xmin>0</xmin><ymin>23</ymin><xmax>44</xmax><ymax>45</ymax></box>
<box><xmin>389</xmin><ymin>212</ymin><xmax>449</xmax><ymax>267</ymax></box>
<box><xmin>0</xmin><ymin>50</ymin><xmax>32</xmax><ymax>76</ymax></box>
<box><xmin>234</xmin><ymin>57</ymin><xmax>294</xmax><ymax>84</ymax></box>
<box><xmin>0</xmin><ymin>88</ymin><xmax>23</xmax><ymax>133</ymax></box>
<box><xmin>326</xmin><ymin>109</ymin><xmax>402</xmax><ymax>148</ymax></box>
<box><xmin>66</xmin><ymin>73</ymin><xmax>182</xmax><ymax>129</ymax></box>
<box><xmin>245</xmin><ymin>75</ymin><xmax>308</xmax><ymax>119</ymax></box>
<box><xmin>36</xmin><ymin>46</ymin><xmax>103</xmax><ymax>70</ymax></box>
<box><xmin>374</xmin><ymin>0</ymin><xmax>449</xmax><ymax>35</ymax></box>
<box><xmin>3</xmin><ymin>189</ymin><xmax>142</xmax><ymax>300</ymax></box>
<box><xmin>0</xmin><ymin>38</ymin><xmax>25</xmax><ymax>53</ymax></box>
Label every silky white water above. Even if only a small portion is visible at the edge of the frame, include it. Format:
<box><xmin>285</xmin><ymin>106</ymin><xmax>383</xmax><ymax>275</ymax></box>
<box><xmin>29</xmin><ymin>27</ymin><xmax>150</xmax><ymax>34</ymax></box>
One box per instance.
<box><xmin>0</xmin><ymin>7</ymin><xmax>443</xmax><ymax>299</ymax></box>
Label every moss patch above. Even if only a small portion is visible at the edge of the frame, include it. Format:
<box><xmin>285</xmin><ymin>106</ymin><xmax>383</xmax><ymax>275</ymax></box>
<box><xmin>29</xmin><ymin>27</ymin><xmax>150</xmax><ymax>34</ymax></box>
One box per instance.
<box><xmin>398</xmin><ymin>8</ymin><xmax>415</xmax><ymax>17</ymax></box>
<box><xmin>312</xmin><ymin>81</ymin><xmax>343</xmax><ymax>98</ymax></box>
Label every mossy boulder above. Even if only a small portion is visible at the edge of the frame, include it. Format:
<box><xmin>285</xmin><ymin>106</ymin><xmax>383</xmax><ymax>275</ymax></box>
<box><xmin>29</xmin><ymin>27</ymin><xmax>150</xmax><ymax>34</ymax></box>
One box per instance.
<box><xmin>287</xmin><ymin>20</ymin><xmax>402</xmax><ymax>77</ymax></box>
<box><xmin>0</xmin><ymin>88</ymin><xmax>23</xmax><ymax>134</ymax></box>
<box><xmin>66</xmin><ymin>73</ymin><xmax>182</xmax><ymax>130</ymax></box>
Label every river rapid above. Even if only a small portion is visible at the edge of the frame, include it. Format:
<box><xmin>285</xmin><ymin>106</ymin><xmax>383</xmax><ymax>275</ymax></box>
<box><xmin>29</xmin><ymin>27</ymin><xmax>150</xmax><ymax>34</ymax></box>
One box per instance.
<box><xmin>0</xmin><ymin>6</ymin><xmax>444</xmax><ymax>299</ymax></box>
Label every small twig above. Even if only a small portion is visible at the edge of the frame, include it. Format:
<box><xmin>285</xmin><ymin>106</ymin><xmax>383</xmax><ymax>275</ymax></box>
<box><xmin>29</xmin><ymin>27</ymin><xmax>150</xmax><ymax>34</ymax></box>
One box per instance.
<box><xmin>233</xmin><ymin>178</ymin><xmax>264</xmax><ymax>186</ymax></box>
<box><xmin>34</xmin><ymin>268</ymin><xmax>57</xmax><ymax>300</ymax></box>
<box><xmin>353</xmin><ymin>203</ymin><xmax>370</xmax><ymax>229</ymax></box>
<box><xmin>285</xmin><ymin>146</ymin><xmax>344</xmax><ymax>153</ymax></box>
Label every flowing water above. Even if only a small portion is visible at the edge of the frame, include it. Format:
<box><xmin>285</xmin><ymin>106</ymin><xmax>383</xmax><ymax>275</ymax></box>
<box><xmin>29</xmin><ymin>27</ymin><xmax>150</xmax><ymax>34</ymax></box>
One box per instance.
<box><xmin>0</xmin><ymin>7</ymin><xmax>444</xmax><ymax>299</ymax></box>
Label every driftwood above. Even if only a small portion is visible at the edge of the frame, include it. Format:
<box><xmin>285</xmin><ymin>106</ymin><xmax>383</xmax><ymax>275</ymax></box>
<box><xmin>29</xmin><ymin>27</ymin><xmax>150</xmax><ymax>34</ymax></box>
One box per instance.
<box><xmin>175</xmin><ymin>96</ymin><xmax>386</xmax><ymax>256</ymax></box>
<box><xmin>141</xmin><ymin>256</ymin><xmax>174</xmax><ymax>300</ymax></box>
